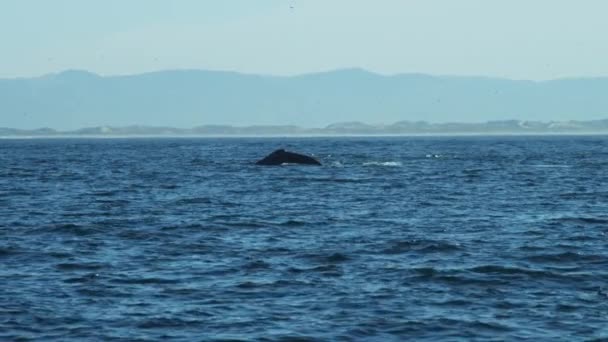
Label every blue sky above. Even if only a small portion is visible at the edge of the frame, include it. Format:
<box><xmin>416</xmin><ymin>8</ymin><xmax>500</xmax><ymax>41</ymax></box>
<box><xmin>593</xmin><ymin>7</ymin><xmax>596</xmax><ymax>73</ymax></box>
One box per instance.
<box><xmin>1</xmin><ymin>0</ymin><xmax>607</xmax><ymax>79</ymax></box>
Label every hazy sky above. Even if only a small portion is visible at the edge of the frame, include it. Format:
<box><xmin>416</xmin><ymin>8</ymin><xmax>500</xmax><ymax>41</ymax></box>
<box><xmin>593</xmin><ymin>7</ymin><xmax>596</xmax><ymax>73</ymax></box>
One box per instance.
<box><xmin>2</xmin><ymin>0</ymin><xmax>607</xmax><ymax>80</ymax></box>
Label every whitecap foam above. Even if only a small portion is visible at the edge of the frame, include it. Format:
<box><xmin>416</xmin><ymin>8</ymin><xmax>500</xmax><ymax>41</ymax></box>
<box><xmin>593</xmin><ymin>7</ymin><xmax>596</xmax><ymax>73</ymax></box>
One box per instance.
<box><xmin>363</xmin><ymin>161</ymin><xmax>402</xmax><ymax>167</ymax></box>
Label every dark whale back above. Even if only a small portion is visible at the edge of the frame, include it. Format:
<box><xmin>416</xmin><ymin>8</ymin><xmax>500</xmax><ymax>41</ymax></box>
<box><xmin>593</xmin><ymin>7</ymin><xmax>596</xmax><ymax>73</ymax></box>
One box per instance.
<box><xmin>256</xmin><ymin>149</ymin><xmax>321</xmax><ymax>166</ymax></box>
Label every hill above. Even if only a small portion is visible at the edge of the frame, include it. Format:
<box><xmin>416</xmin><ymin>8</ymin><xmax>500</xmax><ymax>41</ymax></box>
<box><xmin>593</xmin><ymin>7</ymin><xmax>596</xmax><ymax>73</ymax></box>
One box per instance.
<box><xmin>1</xmin><ymin>69</ymin><xmax>607</xmax><ymax>130</ymax></box>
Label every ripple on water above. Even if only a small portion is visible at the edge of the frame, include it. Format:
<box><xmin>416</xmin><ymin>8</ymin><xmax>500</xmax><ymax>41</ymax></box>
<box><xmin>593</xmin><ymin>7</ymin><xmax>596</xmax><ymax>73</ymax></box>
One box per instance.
<box><xmin>31</xmin><ymin>223</ymin><xmax>103</xmax><ymax>237</ymax></box>
<box><xmin>0</xmin><ymin>246</ymin><xmax>23</xmax><ymax>257</ymax></box>
<box><xmin>382</xmin><ymin>239</ymin><xmax>462</xmax><ymax>254</ymax></box>
<box><xmin>550</xmin><ymin>216</ymin><xmax>608</xmax><ymax>225</ymax></box>
<box><xmin>243</xmin><ymin>260</ymin><xmax>273</xmax><ymax>270</ymax></box>
<box><xmin>524</xmin><ymin>252</ymin><xmax>607</xmax><ymax>264</ymax></box>
<box><xmin>2</xmin><ymin>137</ymin><xmax>608</xmax><ymax>340</ymax></box>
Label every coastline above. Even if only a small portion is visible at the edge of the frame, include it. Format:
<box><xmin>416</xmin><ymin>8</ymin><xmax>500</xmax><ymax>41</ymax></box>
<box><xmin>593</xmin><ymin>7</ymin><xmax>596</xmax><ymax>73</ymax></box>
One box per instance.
<box><xmin>2</xmin><ymin>131</ymin><xmax>607</xmax><ymax>139</ymax></box>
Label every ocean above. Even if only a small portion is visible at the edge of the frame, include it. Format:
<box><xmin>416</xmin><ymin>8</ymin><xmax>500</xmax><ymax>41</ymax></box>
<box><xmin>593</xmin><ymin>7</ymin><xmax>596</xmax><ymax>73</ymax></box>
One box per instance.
<box><xmin>1</xmin><ymin>136</ymin><xmax>607</xmax><ymax>341</ymax></box>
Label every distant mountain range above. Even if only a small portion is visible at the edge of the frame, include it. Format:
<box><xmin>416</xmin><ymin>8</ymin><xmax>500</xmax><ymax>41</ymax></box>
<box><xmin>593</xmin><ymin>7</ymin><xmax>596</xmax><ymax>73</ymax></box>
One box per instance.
<box><xmin>1</xmin><ymin>68</ymin><xmax>608</xmax><ymax>130</ymax></box>
<box><xmin>2</xmin><ymin>120</ymin><xmax>608</xmax><ymax>137</ymax></box>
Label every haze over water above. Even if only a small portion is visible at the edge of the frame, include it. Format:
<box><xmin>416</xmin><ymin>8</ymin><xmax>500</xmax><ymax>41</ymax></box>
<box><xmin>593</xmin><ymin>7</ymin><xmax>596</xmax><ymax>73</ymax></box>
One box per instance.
<box><xmin>1</xmin><ymin>136</ymin><xmax>607</xmax><ymax>340</ymax></box>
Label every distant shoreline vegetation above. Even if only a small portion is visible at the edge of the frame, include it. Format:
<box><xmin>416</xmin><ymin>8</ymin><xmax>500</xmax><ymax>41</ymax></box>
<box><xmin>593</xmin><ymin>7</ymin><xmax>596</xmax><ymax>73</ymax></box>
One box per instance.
<box><xmin>2</xmin><ymin>120</ymin><xmax>608</xmax><ymax>137</ymax></box>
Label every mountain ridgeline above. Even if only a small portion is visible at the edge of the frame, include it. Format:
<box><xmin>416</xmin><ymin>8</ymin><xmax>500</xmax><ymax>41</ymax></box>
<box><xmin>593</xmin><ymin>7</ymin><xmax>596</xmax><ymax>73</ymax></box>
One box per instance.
<box><xmin>1</xmin><ymin>68</ymin><xmax>608</xmax><ymax>131</ymax></box>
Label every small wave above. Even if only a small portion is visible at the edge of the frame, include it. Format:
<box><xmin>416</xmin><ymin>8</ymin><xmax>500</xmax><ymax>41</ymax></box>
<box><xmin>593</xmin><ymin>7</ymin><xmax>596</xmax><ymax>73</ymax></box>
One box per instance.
<box><xmin>363</xmin><ymin>161</ymin><xmax>402</xmax><ymax>167</ymax></box>
<box><xmin>215</xmin><ymin>220</ymin><xmax>269</xmax><ymax>229</ymax></box>
<box><xmin>462</xmin><ymin>168</ymin><xmax>484</xmax><ymax>174</ymax></box>
<box><xmin>555</xmin><ymin>304</ymin><xmax>579</xmax><ymax>312</ymax></box>
<box><xmin>529</xmin><ymin>164</ymin><xmax>570</xmax><ymax>168</ymax></box>
<box><xmin>75</xmin><ymin>287</ymin><xmax>132</xmax><ymax>298</ymax></box>
<box><xmin>551</xmin><ymin>216</ymin><xmax>608</xmax><ymax>225</ymax></box>
<box><xmin>433</xmin><ymin>299</ymin><xmax>473</xmax><ymax>306</ymax></box>
<box><xmin>303</xmin><ymin>177</ymin><xmax>364</xmax><ymax>183</ymax></box>
<box><xmin>236</xmin><ymin>281</ymin><xmax>261</xmax><ymax>289</ymax></box>
<box><xmin>466</xmin><ymin>320</ymin><xmax>513</xmax><ymax>332</ymax></box>
<box><xmin>470</xmin><ymin>265</ymin><xmax>535</xmax><ymax>275</ymax></box>
<box><xmin>525</xmin><ymin>252</ymin><xmax>606</xmax><ymax>264</ymax></box>
<box><xmin>566</xmin><ymin>234</ymin><xmax>598</xmax><ymax>242</ymax></box>
<box><xmin>559</xmin><ymin>191</ymin><xmax>608</xmax><ymax>200</ymax></box>
<box><xmin>174</xmin><ymin>197</ymin><xmax>213</xmax><ymax>205</ymax></box>
<box><xmin>56</xmin><ymin>262</ymin><xmax>106</xmax><ymax>271</ymax></box>
<box><xmin>280</xmin><ymin>219</ymin><xmax>308</xmax><ymax>227</ymax></box>
<box><xmin>61</xmin><ymin>211</ymin><xmax>97</xmax><ymax>218</ymax></box>
<box><xmin>308</xmin><ymin>265</ymin><xmax>343</xmax><ymax>277</ymax></box>
<box><xmin>287</xmin><ymin>267</ymin><xmax>305</xmax><ymax>273</ymax></box>
<box><xmin>160</xmin><ymin>287</ymin><xmax>200</xmax><ymax>297</ymax></box>
<box><xmin>63</xmin><ymin>273</ymin><xmax>100</xmax><ymax>283</ymax></box>
<box><xmin>262</xmin><ymin>335</ymin><xmax>317</xmax><ymax>342</ymax></box>
<box><xmin>236</xmin><ymin>279</ymin><xmax>309</xmax><ymax>289</ymax></box>
<box><xmin>517</xmin><ymin>245</ymin><xmax>546</xmax><ymax>252</ymax></box>
<box><xmin>161</xmin><ymin>223</ymin><xmax>206</xmax><ymax>231</ymax></box>
<box><xmin>94</xmin><ymin>198</ymin><xmax>130</xmax><ymax>206</ymax></box>
<box><xmin>91</xmin><ymin>190</ymin><xmax>118</xmax><ymax>197</ymax></box>
<box><xmin>411</xmin><ymin>267</ymin><xmax>438</xmax><ymax>277</ymax></box>
<box><xmin>137</xmin><ymin>317</ymin><xmax>205</xmax><ymax>329</ymax></box>
<box><xmin>0</xmin><ymin>246</ymin><xmax>22</xmax><ymax>257</ymax></box>
<box><xmin>160</xmin><ymin>184</ymin><xmax>179</xmax><ymax>190</ymax></box>
<box><xmin>300</xmin><ymin>252</ymin><xmax>352</xmax><ymax>264</ymax></box>
<box><xmin>325</xmin><ymin>252</ymin><xmax>351</xmax><ymax>263</ymax></box>
<box><xmin>420</xmin><ymin>243</ymin><xmax>462</xmax><ymax>253</ymax></box>
<box><xmin>37</xmin><ymin>223</ymin><xmax>100</xmax><ymax>236</ymax></box>
<box><xmin>468</xmin><ymin>265</ymin><xmax>574</xmax><ymax>281</ymax></box>
<box><xmin>243</xmin><ymin>260</ymin><xmax>272</xmax><ymax>270</ymax></box>
<box><xmin>382</xmin><ymin>239</ymin><xmax>462</xmax><ymax>254</ymax></box>
<box><xmin>409</xmin><ymin>267</ymin><xmax>503</xmax><ymax>285</ymax></box>
<box><xmin>111</xmin><ymin>277</ymin><xmax>181</xmax><ymax>285</ymax></box>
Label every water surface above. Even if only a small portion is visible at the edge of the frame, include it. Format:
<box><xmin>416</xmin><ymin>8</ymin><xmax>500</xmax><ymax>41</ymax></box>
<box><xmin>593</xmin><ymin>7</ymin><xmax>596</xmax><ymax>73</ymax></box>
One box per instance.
<box><xmin>1</xmin><ymin>136</ymin><xmax>607</xmax><ymax>341</ymax></box>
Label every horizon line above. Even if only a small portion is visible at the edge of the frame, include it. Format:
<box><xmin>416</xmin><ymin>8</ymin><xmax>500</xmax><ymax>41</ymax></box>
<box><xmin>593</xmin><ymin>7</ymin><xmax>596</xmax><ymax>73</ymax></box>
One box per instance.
<box><xmin>3</xmin><ymin>118</ymin><xmax>608</xmax><ymax>133</ymax></box>
<box><xmin>4</xmin><ymin>67</ymin><xmax>608</xmax><ymax>83</ymax></box>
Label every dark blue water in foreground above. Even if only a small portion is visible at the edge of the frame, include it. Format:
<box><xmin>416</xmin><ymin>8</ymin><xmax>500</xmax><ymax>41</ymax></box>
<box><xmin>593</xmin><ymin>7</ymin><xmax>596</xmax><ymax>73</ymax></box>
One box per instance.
<box><xmin>1</xmin><ymin>136</ymin><xmax>607</xmax><ymax>341</ymax></box>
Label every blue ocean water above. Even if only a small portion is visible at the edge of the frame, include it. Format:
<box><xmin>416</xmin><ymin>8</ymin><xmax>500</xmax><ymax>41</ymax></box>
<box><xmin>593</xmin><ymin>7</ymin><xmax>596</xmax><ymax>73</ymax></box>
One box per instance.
<box><xmin>1</xmin><ymin>136</ymin><xmax>607</xmax><ymax>341</ymax></box>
